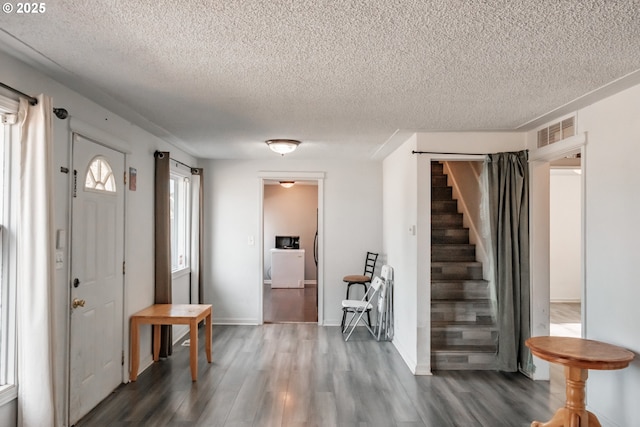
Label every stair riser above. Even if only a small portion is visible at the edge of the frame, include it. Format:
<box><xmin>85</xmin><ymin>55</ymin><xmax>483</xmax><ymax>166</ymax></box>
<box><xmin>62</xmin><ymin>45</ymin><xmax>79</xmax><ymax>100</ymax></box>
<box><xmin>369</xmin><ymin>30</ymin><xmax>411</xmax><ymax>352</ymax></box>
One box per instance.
<box><xmin>431</xmin><ymin>200</ymin><xmax>458</xmax><ymax>213</ymax></box>
<box><xmin>431</xmin><ymin>302</ymin><xmax>493</xmax><ymax>323</ymax></box>
<box><xmin>432</xmin><ymin>330</ymin><xmax>498</xmax><ymax>347</ymax></box>
<box><xmin>431</xmin><ymin>162</ymin><xmax>444</xmax><ymax>175</ymax></box>
<box><xmin>431</xmin><ymin>213</ymin><xmax>463</xmax><ymax>228</ymax></box>
<box><xmin>431</xmin><ymin>352</ymin><xmax>497</xmax><ymax>370</ymax></box>
<box><xmin>431</xmin><ymin>187</ymin><xmax>453</xmax><ymax>200</ymax></box>
<box><xmin>431</xmin><ymin>281</ymin><xmax>490</xmax><ymax>300</ymax></box>
<box><xmin>431</xmin><ymin>245</ymin><xmax>476</xmax><ymax>262</ymax></box>
<box><xmin>431</xmin><ymin>229</ymin><xmax>469</xmax><ymax>244</ymax></box>
<box><xmin>431</xmin><ymin>175</ymin><xmax>448</xmax><ymax>187</ymax></box>
<box><xmin>431</xmin><ymin>264</ymin><xmax>483</xmax><ymax>280</ymax></box>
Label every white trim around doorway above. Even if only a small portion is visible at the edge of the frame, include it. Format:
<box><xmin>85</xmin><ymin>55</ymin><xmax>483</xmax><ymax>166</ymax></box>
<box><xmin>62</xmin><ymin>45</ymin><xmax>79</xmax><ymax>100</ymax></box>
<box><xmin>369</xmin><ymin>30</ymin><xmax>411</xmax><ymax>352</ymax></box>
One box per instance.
<box><xmin>257</xmin><ymin>171</ymin><xmax>325</xmax><ymax>325</ymax></box>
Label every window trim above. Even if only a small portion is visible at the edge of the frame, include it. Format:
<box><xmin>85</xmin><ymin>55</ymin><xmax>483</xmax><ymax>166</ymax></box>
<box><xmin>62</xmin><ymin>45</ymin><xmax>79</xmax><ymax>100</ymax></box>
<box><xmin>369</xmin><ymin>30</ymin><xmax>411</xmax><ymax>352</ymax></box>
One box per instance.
<box><xmin>0</xmin><ymin>98</ymin><xmax>19</xmax><ymax>404</ymax></box>
<box><xmin>169</xmin><ymin>164</ymin><xmax>191</xmax><ymax>273</ymax></box>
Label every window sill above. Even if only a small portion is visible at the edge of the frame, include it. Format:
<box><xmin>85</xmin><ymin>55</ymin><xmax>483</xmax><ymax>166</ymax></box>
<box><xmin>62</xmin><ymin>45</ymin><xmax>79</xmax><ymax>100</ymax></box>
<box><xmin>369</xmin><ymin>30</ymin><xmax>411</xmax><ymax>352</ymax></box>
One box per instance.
<box><xmin>172</xmin><ymin>267</ymin><xmax>191</xmax><ymax>280</ymax></box>
<box><xmin>0</xmin><ymin>384</ymin><xmax>17</xmax><ymax>407</ymax></box>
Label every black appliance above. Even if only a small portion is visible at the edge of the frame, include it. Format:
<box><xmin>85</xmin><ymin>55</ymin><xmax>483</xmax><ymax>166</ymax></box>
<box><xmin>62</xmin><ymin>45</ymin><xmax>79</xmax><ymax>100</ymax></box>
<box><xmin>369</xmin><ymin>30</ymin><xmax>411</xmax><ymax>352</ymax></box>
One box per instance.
<box><xmin>275</xmin><ymin>235</ymin><xmax>300</xmax><ymax>249</ymax></box>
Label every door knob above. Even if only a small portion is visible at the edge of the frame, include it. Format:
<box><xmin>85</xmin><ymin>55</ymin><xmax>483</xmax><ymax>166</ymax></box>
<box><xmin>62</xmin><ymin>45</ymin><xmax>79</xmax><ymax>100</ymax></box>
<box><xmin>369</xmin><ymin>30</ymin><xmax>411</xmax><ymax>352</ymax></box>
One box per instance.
<box><xmin>72</xmin><ymin>298</ymin><xmax>86</xmax><ymax>309</ymax></box>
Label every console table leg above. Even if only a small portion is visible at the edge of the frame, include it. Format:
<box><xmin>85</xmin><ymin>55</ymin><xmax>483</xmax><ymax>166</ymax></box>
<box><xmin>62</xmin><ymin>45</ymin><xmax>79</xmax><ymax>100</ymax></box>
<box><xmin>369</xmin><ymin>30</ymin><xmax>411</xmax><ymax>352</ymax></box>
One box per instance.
<box><xmin>532</xmin><ymin>407</ymin><xmax>565</xmax><ymax>427</ymax></box>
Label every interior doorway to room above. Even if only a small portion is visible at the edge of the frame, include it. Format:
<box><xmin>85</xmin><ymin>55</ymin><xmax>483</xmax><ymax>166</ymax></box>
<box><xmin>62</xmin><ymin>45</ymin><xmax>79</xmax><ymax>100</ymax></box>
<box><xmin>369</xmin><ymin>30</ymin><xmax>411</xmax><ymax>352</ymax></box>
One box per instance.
<box><xmin>549</xmin><ymin>156</ymin><xmax>583</xmax><ymax>338</ymax></box>
<box><xmin>262</xmin><ymin>179</ymin><xmax>319</xmax><ymax>323</ymax></box>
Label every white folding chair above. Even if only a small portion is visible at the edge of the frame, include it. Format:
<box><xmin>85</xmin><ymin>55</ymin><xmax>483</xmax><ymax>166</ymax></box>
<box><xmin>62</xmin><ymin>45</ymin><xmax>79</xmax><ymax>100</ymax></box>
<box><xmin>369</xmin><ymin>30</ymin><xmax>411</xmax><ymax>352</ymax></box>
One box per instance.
<box><xmin>341</xmin><ymin>276</ymin><xmax>385</xmax><ymax>341</ymax></box>
<box><xmin>376</xmin><ymin>265</ymin><xmax>394</xmax><ymax>341</ymax></box>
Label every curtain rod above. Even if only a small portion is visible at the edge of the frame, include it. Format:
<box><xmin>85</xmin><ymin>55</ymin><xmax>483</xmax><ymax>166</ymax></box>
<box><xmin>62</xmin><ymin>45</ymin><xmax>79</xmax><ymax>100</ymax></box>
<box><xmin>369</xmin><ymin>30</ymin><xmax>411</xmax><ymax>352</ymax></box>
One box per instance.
<box><xmin>411</xmin><ymin>150</ymin><xmax>487</xmax><ymax>156</ymax></box>
<box><xmin>154</xmin><ymin>150</ymin><xmax>200</xmax><ymax>174</ymax></box>
<box><xmin>0</xmin><ymin>81</ymin><xmax>69</xmax><ymax>119</ymax></box>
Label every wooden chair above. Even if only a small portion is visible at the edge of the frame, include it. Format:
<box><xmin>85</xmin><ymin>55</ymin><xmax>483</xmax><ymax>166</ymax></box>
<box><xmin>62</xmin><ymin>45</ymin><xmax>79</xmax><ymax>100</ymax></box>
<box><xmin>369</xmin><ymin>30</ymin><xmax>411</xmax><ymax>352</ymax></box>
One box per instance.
<box><xmin>342</xmin><ymin>251</ymin><xmax>378</xmax><ymax>299</ymax></box>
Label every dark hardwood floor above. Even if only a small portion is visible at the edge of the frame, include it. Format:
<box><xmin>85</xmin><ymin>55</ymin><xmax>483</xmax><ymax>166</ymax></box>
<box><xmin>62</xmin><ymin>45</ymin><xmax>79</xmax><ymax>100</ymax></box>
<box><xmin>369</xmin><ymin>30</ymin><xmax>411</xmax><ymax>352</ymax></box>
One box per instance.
<box><xmin>263</xmin><ymin>284</ymin><xmax>318</xmax><ymax>323</ymax></box>
<box><xmin>77</xmin><ymin>324</ymin><xmax>563</xmax><ymax>426</ymax></box>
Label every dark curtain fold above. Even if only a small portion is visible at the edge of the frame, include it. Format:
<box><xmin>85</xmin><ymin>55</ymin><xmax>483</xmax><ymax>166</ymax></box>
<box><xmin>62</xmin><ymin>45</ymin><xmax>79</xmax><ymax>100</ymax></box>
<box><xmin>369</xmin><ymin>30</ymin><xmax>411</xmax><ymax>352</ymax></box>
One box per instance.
<box><xmin>486</xmin><ymin>150</ymin><xmax>532</xmax><ymax>373</ymax></box>
<box><xmin>195</xmin><ymin>168</ymin><xmax>204</xmax><ymax>303</ymax></box>
<box><xmin>154</xmin><ymin>151</ymin><xmax>172</xmax><ymax>357</ymax></box>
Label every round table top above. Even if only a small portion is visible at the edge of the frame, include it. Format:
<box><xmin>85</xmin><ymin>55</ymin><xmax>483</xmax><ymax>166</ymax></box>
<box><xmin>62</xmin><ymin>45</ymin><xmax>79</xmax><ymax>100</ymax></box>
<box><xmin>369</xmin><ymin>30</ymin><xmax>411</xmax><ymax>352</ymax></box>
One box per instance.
<box><xmin>526</xmin><ymin>336</ymin><xmax>634</xmax><ymax>370</ymax></box>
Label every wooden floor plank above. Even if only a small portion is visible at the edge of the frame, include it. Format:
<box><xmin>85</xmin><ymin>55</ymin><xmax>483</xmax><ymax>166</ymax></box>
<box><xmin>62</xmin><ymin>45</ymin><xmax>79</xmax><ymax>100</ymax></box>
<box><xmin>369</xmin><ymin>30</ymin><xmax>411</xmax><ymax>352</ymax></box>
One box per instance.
<box><xmin>76</xmin><ymin>324</ymin><xmax>562</xmax><ymax>426</ymax></box>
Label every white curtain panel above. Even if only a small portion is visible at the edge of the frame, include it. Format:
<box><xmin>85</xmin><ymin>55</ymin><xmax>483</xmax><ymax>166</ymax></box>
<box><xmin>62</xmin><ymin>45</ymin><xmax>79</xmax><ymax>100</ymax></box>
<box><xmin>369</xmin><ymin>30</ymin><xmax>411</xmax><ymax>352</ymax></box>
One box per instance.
<box><xmin>17</xmin><ymin>95</ymin><xmax>56</xmax><ymax>426</ymax></box>
<box><xmin>190</xmin><ymin>172</ymin><xmax>201</xmax><ymax>303</ymax></box>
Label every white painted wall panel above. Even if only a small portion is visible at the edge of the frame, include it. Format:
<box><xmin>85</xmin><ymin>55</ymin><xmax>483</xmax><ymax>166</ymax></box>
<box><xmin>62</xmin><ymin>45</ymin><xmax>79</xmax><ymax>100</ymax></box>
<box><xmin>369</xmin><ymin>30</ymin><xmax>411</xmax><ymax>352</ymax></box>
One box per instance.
<box><xmin>549</xmin><ymin>169</ymin><xmax>581</xmax><ymax>302</ymax></box>
<box><xmin>203</xmin><ymin>158</ymin><xmax>382</xmax><ymax>325</ymax></box>
<box><xmin>577</xmin><ymin>83</ymin><xmax>640</xmax><ymax>427</ymax></box>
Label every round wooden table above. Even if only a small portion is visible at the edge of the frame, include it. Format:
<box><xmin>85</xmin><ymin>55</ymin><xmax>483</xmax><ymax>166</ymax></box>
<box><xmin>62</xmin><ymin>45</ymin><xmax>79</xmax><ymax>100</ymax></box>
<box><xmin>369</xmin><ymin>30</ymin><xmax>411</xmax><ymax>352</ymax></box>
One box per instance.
<box><xmin>526</xmin><ymin>336</ymin><xmax>634</xmax><ymax>427</ymax></box>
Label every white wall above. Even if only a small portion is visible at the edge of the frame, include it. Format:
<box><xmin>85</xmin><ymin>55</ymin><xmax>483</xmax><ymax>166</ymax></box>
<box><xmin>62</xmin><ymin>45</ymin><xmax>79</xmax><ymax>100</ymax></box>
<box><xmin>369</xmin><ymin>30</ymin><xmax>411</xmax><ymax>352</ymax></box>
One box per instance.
<box><xmin>0</xmin><ymin>50</ymin><xmax>196</xmax><ymax>426</ymax></box>
<box><xmin>382</xmin><ymin>134</ymin><xmax>419</xmax><ymax>372</ymax></box>
<box><xmin>549</xmin><ymin>169</ymin><xmax>581</xmax><ymax>302</ymax></box>
<box><xmin>575</xmin><ymin>83</ymin><xmax>640</xmax><ymax>426</ymax></box>
<box><xmin>203</xmin><ymin>158</ymin><xmax>381</xmax><ymax>325</ymax></box>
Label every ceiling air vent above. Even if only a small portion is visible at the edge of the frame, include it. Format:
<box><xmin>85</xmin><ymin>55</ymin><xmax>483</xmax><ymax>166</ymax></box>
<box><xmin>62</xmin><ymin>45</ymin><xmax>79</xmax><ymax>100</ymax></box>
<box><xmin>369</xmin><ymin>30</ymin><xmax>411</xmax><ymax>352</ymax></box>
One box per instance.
<box><xmin>537</xmin><ymin>116</ymin><xmax>575</xmax><ymax>148</ymax></box>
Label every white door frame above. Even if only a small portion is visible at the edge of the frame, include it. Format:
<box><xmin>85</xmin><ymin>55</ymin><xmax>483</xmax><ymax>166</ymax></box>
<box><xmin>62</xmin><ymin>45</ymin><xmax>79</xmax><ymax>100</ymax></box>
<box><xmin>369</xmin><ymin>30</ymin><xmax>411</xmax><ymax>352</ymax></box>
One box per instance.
<box><xmin>529</xmin><ymin>133</ymin><xmax>587</xmax><ymax>380</ymax></box>
<box><xmin>257</xmin><ymin>171</ymin><xmax>325</xmax><ymax>325</ymax></box>
<box><xmin>67</xmin><ymin>129</ymin><xmax>129</xmax><ymax>423</ymax></box>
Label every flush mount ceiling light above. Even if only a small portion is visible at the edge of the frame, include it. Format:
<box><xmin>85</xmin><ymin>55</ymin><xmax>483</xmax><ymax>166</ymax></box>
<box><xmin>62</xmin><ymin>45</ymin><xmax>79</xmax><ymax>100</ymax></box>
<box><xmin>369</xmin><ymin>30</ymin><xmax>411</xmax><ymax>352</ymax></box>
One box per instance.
<box><xmin>279</xmin><ymin>181</ymin><xmax>295</xmax><ymax>188</ymax></box>
<box><xmin>265</xmin><ymin>139</ymin><xmax>301</xmax><ymax>155</ymax></box>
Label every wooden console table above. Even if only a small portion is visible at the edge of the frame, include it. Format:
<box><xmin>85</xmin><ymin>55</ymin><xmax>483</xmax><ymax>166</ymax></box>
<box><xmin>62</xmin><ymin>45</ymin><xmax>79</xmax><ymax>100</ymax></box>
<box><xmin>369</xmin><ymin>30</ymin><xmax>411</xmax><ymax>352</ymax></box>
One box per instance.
<box><xmin>130</xmin><ymin>304</ymin><xmax>212</xmax><ymax>382</ymax></box>
<box><xmin>526</xmin><ymin>336</ymin><xmax>634</xmax><ymax>427</ymax></box>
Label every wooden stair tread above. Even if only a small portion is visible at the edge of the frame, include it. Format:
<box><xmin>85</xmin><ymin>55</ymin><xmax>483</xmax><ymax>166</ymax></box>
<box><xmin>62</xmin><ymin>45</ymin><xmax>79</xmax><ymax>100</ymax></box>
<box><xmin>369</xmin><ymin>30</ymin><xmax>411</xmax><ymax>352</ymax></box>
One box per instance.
<box><xmin>431</xmin><ymin>321</ymin><xmax>496</xmax><ymax>327</ymax></box>
<box><xmin>431</xmin><ymin>345</ymin><xmax>497</xmax><ymax>353</ymax></box>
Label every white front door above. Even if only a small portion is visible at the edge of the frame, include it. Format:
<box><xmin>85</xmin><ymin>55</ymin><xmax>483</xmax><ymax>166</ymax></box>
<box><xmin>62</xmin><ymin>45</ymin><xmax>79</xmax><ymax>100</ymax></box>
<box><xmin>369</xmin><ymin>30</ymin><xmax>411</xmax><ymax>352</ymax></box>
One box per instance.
<box><xmin>69</xmin><ymin>134</ymin><xmax>125</xmax><ymax>424</ymax></box>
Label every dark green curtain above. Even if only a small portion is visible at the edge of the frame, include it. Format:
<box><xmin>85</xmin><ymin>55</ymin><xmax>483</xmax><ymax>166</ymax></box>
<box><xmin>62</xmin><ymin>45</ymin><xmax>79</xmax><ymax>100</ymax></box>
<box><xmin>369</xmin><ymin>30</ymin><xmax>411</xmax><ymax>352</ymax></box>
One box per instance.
<box><xmin>486</xmin><ymin>150</ymin><xmax>532</xmax><ymax>373</ymax></box>
<box><xmin>154</xmin><ymin>151</ymin><xmax>172</xmax><ymax>357</ymax></box>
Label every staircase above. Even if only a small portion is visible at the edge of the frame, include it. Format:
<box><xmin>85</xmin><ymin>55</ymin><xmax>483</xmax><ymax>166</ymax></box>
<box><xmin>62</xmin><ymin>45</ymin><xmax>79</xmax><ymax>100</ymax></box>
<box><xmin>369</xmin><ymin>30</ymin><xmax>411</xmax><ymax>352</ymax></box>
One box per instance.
<box><xmin>430</xmin><ymin>162</ymin><xmax>497</xmax><ymax>370</ymax></box>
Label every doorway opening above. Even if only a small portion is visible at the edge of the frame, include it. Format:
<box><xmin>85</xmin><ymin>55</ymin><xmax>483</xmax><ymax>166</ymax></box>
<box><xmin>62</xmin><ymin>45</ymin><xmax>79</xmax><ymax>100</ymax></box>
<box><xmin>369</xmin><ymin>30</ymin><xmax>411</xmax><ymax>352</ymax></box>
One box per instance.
<box><xmin>530</xmin><ymin>135</ymin><xmax>586</xmax><ymax>382</ymax></box>
<box><xmin>259</xmin><ymin>173</ymin><xmax>324</xmax><ymax>324</ymax></box>
<box><xmin>549</xmin><ymin>156</ymin><xmax>582</xmax><ymax>339</ymax></box>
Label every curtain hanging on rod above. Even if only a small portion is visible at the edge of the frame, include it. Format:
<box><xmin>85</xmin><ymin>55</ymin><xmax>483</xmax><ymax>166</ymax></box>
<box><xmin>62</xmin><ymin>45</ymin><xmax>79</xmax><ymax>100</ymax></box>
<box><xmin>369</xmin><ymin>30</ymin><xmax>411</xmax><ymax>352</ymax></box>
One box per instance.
<box><xmin>485</xmin><ymin>150</ymin><xmax>532</xmax><ymax>374</ymax></box>
<box><xmin>0</xmin><ymin>81</ymin><xmax>69</xmax><ymax>119</ymax></box>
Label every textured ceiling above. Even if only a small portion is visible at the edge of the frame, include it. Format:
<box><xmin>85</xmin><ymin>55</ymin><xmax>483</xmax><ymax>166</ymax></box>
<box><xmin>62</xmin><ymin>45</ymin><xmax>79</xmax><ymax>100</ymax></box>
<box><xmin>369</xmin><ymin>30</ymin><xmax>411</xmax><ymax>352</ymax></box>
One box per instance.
<box><xmin>1</xmin><ymin>0</ymin><xmax>640</xmax><ymax>159</ymax></box>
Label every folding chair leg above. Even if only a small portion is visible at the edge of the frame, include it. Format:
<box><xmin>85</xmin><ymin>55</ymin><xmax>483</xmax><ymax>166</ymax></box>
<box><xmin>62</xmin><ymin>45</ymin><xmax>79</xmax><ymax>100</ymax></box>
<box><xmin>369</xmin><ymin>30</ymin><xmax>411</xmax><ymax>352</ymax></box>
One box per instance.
<box><xmin>340</xmin><ymin>309</ymin><xmax>347</xmax><ymax>332</ymax></box>
<box><xmin>344</xmin><ymin>308</ymin><xmax>375</xmax><ymax>341</ymax></box>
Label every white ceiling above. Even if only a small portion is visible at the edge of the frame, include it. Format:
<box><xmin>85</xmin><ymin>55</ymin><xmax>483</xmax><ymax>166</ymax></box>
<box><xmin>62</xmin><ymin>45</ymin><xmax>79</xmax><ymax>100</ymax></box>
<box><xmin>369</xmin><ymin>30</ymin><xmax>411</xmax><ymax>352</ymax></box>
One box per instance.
<box><xmin>1</xmin><ymin>0</ymin><xmax>639</xmax><ymax>160</ymax></box>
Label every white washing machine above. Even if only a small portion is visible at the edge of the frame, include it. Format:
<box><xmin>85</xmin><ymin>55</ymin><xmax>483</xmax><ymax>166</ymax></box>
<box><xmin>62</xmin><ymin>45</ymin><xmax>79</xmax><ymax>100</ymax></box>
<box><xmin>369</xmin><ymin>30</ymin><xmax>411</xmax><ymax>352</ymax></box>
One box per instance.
<box><xmin>270</xmin><ymin>249</ymin><xmax>305</xmax><ymax>288</ymax></box>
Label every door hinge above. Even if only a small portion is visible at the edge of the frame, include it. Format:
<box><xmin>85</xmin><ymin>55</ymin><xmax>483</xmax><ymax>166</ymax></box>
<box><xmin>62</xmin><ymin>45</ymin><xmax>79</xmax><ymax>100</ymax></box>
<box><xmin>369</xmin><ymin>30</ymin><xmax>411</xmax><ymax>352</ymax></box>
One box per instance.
<box><xmin>73</xmin><ymin>170</ymin><xmax>78</xmax><ymax>198</ymax></box>
<box><xmin>123</xmin><ymin>171</ymin><xmax>127</xmax><ymax>185</ymax></box>
<box><xmin>122</xmin><ymin>350</ymin><xmax>125</xmax><ymax>366</ymax></box>
<box><xmin>122</xmin><ymin>261</ymin><xmax>126</xmax><ymax>275</ymax></box>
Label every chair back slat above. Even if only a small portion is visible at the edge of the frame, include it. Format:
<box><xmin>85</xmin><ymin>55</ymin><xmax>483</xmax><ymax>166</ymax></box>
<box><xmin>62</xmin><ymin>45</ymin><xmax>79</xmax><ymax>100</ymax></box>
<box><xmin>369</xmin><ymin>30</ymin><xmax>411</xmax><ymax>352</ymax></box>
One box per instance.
<box><xmin>363</xmin><ymin>252</ymin><xmax>378</xmax><ymax>277</ymax></box>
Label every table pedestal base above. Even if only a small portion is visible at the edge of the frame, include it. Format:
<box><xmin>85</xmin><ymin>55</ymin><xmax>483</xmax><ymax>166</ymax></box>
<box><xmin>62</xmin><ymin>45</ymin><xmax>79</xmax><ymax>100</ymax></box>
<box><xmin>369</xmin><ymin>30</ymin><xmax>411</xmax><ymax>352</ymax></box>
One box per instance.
<box><xmin>531</xmin><ymin>366</ymin><xmax>601</xmax><ymax>427</ymax></box>
<box><xmin>532</xmin><ymin>408</ymin><xmax>601</xmax><ymax>427</ymax></box>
